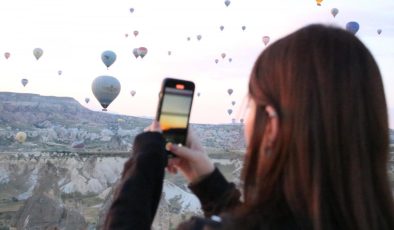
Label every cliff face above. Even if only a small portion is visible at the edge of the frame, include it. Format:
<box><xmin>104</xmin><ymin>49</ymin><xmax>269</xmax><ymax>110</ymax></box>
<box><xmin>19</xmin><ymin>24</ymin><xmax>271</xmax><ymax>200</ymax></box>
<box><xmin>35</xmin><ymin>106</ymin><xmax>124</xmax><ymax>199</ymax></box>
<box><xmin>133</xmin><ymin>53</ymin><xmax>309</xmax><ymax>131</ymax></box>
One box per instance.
<box><xmin>0</xmin><ymin>153</ymin><xmax>243</xmax><ymax>229</ymax></box>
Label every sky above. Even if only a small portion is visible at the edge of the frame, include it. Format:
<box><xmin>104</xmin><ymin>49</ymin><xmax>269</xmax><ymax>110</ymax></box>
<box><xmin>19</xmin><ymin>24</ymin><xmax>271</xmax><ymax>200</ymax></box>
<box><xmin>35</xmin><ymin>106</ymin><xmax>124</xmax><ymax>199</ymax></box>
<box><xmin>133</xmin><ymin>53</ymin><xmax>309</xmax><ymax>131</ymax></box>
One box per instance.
<box><xmin>0</xmin><ymin>0</ymin><xmax>393</xmax><ymax>127</ymax></box>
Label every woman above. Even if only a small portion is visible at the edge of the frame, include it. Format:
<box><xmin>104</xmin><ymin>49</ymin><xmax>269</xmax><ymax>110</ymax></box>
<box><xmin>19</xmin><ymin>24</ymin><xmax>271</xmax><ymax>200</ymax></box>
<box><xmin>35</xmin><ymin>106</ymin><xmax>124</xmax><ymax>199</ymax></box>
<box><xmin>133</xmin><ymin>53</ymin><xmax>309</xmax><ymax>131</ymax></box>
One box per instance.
<box><xmin>104</xmin><ymin>24</ymin><xmax>394</xmax><ymax>230</ymax></box>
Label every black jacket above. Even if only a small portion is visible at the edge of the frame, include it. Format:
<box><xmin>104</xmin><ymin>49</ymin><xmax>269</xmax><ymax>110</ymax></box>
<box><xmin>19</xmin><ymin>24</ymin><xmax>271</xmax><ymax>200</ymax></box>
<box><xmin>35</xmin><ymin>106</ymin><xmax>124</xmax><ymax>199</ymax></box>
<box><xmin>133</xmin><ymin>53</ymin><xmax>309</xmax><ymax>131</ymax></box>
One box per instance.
<box><xmin>104</xmin><ymin>132</ymin><xmax>300</xmax><ymax>230</ymax></box>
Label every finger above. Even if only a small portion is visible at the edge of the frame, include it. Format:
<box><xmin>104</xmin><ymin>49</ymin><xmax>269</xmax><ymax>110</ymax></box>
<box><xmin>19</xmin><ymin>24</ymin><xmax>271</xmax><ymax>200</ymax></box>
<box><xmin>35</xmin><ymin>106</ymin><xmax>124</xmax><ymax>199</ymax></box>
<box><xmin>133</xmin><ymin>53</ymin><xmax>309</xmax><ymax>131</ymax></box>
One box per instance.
<box><xmin>166</xmin><ymin>162</ymin><xmax>178</xmax><ymax>173</ymax></box>
<box><xmin>168</xmin><ymin>158</ymin><xmax>181</xmax><ymax>166</ymax></box>
<box><xmin>143</xmin><ymin>122</ymin><xmax>154</xmax><ymax>132</ymax></box>
<box><xmin>167</xmin><ymin>165</ymin><xmax>178</xmax><ymax>174</ymax></box>
<box><xmin>168</xmin><ymin>143</ymin><xmax>195</xmax><ymax>161</ymax></box>
<box><xmin>186</xmin><ymin>128</ymin><xmax>195</xmax><ymax>146</ymax></box>
<box><xmin>186</xmin><ymin>128</ymin><xmax>204</xmax><ymax>151</ymax></box>
<box><xmin>144</xmin><ymin>121</ymin><xmax>162</xmax><ymax>132</ymax></box>
<box><xmin>151</xmin><ymin>120</ymin><xmax>162</xmax><ymax>132</ymax></box>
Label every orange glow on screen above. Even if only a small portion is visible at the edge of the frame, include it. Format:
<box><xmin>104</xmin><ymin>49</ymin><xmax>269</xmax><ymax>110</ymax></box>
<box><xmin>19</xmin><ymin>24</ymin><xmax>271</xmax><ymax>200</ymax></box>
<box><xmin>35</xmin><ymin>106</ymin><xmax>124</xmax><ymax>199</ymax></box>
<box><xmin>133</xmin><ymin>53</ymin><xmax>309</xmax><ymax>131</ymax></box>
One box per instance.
<box><xmin>175</xmin><ymin>84</ymin><xmax>185</xmax><ymax>90</ymax></box>
<box><xmin>160</xmin><ymin>114</ymin><xmax>188</xmax><ymax>131</ymax></box>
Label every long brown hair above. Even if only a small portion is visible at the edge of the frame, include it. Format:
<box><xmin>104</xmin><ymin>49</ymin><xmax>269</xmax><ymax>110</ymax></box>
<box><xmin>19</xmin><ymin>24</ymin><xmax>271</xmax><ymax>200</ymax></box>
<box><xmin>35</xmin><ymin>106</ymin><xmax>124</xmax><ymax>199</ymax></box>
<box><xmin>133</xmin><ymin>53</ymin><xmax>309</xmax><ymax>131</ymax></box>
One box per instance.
<box><xmin>240</xmin><ymin>24</ymin><xmax>394</xmax><ymax>229</ymax></box>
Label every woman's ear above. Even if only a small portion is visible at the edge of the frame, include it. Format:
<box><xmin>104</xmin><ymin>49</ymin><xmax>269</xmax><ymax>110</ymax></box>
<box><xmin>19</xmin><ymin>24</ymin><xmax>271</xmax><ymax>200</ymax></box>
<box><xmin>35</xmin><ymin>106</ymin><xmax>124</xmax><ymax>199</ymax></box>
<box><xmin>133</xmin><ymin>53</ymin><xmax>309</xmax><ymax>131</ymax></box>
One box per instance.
<box><xmin>264</xmin><ymin>105</ymin><xmax>279</xmax><ymax>145</ymax></box>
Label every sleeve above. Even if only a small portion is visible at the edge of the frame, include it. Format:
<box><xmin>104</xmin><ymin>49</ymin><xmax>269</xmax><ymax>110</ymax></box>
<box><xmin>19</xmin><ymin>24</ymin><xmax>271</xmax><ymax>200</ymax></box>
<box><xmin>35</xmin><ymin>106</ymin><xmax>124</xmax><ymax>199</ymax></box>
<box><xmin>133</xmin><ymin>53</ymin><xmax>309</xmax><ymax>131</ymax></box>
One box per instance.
<box><xmin>104</xmin><ymin>132</ymin><xmax>167</xmax><ymax>230</ymax></box>
<box><xmin>188</xmin><ymin>168</ymin><xmax>242</xmax><ymax>217</ymax></box>
<box><xmin>176</xmin><ymin>216</ymin><xmax>222</xmax><ymax>230</ymax></box>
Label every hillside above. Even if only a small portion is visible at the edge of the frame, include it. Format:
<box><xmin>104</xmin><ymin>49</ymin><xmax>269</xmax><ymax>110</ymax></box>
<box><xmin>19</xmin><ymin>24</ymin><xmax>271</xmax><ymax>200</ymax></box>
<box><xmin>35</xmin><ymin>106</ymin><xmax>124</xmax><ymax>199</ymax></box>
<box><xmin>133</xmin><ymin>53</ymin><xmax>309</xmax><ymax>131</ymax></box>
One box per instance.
<box><xmin>0</xmin><ymin>92</ymin><xmax>246</xmax><ymax>229</ymax></box>
<box><xmin>0</xmin><ymin>92</ymin><xmax>135</xmax><ymax>129</ymax></box>
<box><xmin>0</xmin><ymin>92</ymin><xmax>246</xmax><ymax>153</ymax></box>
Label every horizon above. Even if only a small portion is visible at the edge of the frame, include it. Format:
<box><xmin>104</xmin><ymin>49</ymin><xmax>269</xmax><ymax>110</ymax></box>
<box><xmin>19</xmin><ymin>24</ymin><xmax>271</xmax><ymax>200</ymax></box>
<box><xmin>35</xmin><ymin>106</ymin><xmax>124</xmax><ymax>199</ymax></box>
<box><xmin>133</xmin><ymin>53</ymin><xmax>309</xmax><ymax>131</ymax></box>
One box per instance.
<box><xmin>0</xmin><ymin>91</ymin><xmax>392</xmax><ymax>129</ymax></box>
<box><xmin>0</xmin><ymin>0</ymin><xmax>393</xmax><ymax>127</ymax></box>
<box><xmin>0</xmin><ymin>90</ymin><xmax>245</xmax><ymax>126</ymax></box>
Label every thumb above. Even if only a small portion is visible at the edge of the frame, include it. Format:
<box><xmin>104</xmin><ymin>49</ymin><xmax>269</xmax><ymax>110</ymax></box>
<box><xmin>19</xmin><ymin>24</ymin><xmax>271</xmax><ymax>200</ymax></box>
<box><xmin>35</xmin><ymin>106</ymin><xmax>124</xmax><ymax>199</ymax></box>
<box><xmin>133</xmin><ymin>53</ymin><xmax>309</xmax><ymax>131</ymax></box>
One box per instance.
<box><xmin>167</xmin><ymin>143</ymin><xmax>194</xmax><ymax>161</ymax></box>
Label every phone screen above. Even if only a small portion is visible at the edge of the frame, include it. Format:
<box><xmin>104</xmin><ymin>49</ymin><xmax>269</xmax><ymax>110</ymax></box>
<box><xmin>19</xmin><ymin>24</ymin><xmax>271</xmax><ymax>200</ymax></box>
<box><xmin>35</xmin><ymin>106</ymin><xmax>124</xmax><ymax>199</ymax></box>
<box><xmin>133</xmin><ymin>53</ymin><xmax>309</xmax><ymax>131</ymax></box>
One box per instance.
<box><xmin>158</xmin><ymin>86</ymin><xmax>193</xmax><ymax>146</ymax></box>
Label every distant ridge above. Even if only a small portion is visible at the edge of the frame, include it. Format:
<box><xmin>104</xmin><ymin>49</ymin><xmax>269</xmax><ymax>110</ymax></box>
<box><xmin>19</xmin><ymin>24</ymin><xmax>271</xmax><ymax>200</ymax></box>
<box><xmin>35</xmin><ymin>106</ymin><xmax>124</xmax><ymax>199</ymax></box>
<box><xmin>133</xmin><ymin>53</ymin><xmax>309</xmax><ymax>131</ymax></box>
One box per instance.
<box><xmin>0</xmin><ymin>91</ymin><xmax>75</xmax><ymax>101</ymax></box>
<box><xmin>0</xmin><ymin>91</ymin><xmax>148</xmax><ymax>130</ymax></box>
<box><xmin>0</xmin><ymin>92</ymin><xmax>246</xmax><ymax>152</ymax></box>
<box><xmin>0</xmin><ymin>91</ymin><xmax>85</xmax><ymax>107</ymax></box>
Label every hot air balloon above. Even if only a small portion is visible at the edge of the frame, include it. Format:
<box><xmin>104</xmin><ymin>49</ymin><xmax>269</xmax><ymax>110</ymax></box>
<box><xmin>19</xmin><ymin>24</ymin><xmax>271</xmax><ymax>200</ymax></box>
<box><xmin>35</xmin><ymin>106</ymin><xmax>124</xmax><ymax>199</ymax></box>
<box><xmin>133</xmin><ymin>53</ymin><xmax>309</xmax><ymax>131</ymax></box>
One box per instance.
<box><xmin>133</xmin><ymin>30</ymin><xmax>139</xmax><ymax>37</ymax></box>
<box><xmin>133</xmin><ymin>48</ymin><xmax>139</xmax><ymax>58</ymax></box>
<box><xmin>262</xmin><ymin>36</ymin><xmax>270</xmax><ymax>46</ymax></box>
<box><xmin>331</xmin><ymin>8</ymin><xmax>339</xmax><ymax>18</ymax></box>
<box><xmin>137</xmin><ymin>47</ymin><xmax>148</xmax><ymax>58</ymax></box>
<box><xmin>91</xmin><ymin>75</ymin><xmax>121</xmax><ymax>111</ymax></box>
<box><xmin>33</xmin><ymin>48</ymin><xmax>43</xmax><ymax>60</ymax></box>
<box><xmin>168</xmin><ymin>51</ymin><xmax>172</xmax><ymax>56</ymax></box>
<box><xmin>240</xmin><ymin>118</ymin><xmax>244</xmax><ymax>124</ymax></box>
<box><xmin>227</xmin><ymin>109</ymin><xmax>233</xmax><ymax>115</ymax></box>
<box><xmin>125</xmin><ymin>33</ymin><xmax>129</xmax><ymax>38</ymax></box>
<box><xmin>221</xmin><ymin>53</ymin><xmax>226</xmax><ymax>59</ymax></box>
<box><xmin>85</xmin><ymin>98</ymin><xmax>90</xmax><ymax>104</ymax></box>
<box><xmin>242</xmin><ymin>26</ymin><xmax>246</xmax><ymax>31</ymax></box>
<box><xmin>316</xmin><ymin>0</ymin><xmax>323</xmax><ymax>6</ymax></box>
<box><xmin>197</xmin><ymin>92</ymin><xmax>201</xmax><ymax>97</ymax></box>
<box><xmin>224</xmin><ymin>0</ymin><xmax>231</xmax><ymax>7</ymax></box>
<box><xmin>101</xmin><ymin>50</ymin><xmax>117</xmax><ymax>68</ymax></box>
<box><xmin>4</xmin><ymin>52</ymin><xmax>10</xmax><ymax>59</ymax></box>
<box><xmin>215</xmin><ymin>59</ymin><xmax>219</xmax><ymax>64</ymax></box>
<box><xmin>197</xmin><ymin>35</ymin><xmax>202</xmax><ymax>41</ymax></box>
<box><xmin>130</xmin><ymin>90</ymin><xmax>136</xmax><ymax>96</ymax></box>
<box><xmin>220</xmin><ymin>25</ymin><xmax>224</xmax><ymax>31</ymax></box>
<box><xmin>187</xmin><ymin>37</ymin><xmax>191</xmax><ymax>41</ymax></box>
<box><xmin>229</xmin><ymin>58</ymin><xmax>232</xmax><ymax>63</ymax></box>
<box><xmin>377</xmin><ymin>29</ymin><xmax>382</xmax><ymax>35</ymax></box>
<box><xmin>227</xmin><ymin>89</ymin><xmax>233</xmax><ymax>95</ymax></box>
<box><xmin>21</xmin><ymin>78</ymin><xmax>28</xmax><ymax>87</ymax></box>
<box><xmin>58</xmin><ymin>70</ymin><xmax>62</xmax><ymax>76</ymax></box>
<box><xmin>129</xmin><ymin>8</ymin><xmax>134</xmax><ymax>13</ymax></box>
<box><xmin>232</xmin><ymin>101</ymin><xmax>236</xmax><ymax>106</ymax></box>
<box><xmin>346</xmin><ymin>21</ymin><xmax>360</xmax><ymax>35</ymax></box>
<box><xmin>15</xmin><ymin>132</ymin><xmax>27</xmax><ymax>143</ymax></box>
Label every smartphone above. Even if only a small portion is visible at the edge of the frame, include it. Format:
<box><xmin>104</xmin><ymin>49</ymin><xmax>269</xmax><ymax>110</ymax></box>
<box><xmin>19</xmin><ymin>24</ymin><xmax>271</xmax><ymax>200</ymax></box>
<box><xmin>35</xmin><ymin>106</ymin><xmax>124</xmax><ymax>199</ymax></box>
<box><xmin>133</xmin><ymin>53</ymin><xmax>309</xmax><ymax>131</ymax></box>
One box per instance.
<box><xmin>156</xmin><ymin>78</ymin><xmax>195</xmax><ymax>157</ymax></box>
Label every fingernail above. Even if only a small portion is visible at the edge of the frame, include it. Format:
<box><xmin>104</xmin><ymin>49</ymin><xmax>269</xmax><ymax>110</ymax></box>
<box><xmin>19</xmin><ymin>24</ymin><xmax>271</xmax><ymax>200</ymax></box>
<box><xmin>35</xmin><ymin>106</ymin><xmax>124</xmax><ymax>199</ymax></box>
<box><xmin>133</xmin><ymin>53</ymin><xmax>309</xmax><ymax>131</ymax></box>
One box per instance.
<box><xmin>170</xmin><ymin>143</ymin><xmax>178</xmax><ymax>150</ymax></box>
<box><xmin>165</xmin><ymin>142</ymin><xmax>172</xmax><ymax>151</ymax></box>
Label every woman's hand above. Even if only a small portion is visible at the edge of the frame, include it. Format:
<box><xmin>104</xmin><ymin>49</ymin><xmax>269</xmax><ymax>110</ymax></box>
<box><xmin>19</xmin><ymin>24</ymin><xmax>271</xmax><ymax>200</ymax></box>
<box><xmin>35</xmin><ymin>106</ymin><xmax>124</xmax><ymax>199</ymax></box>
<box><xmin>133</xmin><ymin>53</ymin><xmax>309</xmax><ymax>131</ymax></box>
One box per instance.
<box><xmin>144</xmin><ymin>120</ymin><xmax>162</xmax><ymax>133</ymax></box>
<box><xmin>166</xmin><ymin>129</ymin><xmax>215</xmax><ymax>184</ymax></box>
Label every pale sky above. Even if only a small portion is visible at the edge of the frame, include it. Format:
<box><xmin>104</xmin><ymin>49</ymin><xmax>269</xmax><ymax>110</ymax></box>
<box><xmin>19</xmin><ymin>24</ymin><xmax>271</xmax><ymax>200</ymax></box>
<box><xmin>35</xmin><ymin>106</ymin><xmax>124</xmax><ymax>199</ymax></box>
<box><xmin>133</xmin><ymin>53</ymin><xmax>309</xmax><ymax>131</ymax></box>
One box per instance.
<box><xmin>0</xmin><ymin>0</ymin><xmax>393</xmax><ymax>127</ymax></box>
